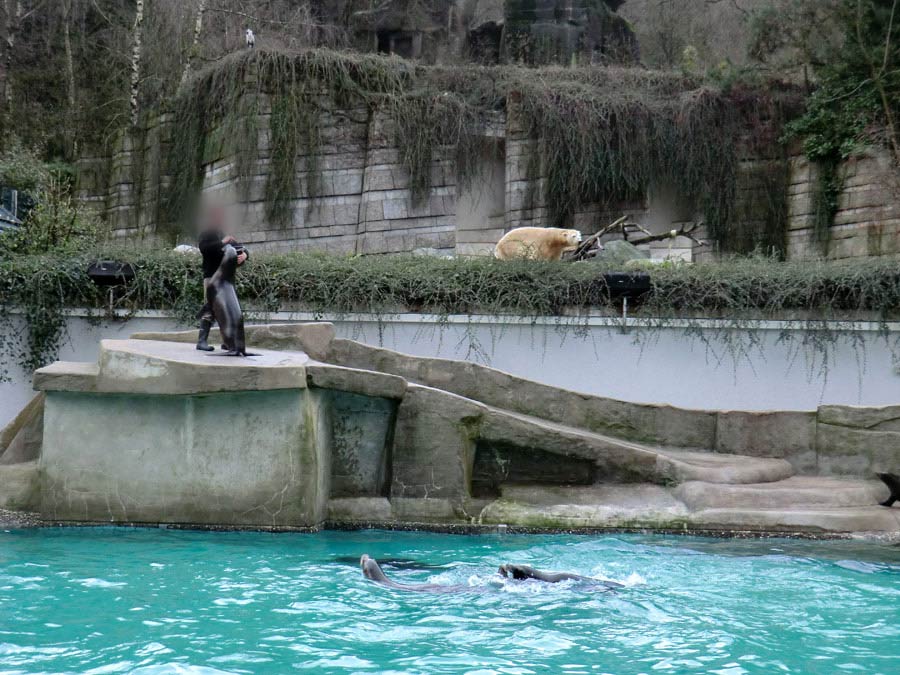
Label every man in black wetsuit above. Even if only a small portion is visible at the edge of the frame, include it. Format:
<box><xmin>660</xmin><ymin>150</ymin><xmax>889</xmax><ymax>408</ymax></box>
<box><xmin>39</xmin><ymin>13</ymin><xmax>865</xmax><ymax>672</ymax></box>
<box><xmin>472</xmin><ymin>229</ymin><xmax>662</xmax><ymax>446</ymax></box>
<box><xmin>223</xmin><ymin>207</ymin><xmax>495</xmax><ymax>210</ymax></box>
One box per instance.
<box><xmin>196</xmin><ymin>208</ymin><xmax>248</xmax><ymax>351</ymax></box>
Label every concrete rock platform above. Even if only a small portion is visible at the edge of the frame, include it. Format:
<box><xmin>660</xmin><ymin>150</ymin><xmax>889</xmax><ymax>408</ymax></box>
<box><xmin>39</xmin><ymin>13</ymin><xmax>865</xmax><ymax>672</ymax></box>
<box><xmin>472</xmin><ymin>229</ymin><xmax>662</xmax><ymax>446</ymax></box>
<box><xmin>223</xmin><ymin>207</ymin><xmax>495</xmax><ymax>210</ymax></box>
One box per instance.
<box><xmin>0</xmin><ymin>323</ymin><xmax>897</xmax><ymax>537</ymax></box>
<box><xmin>34</xmin><ymin>339</ymin><xmax>310</xmax><ymax>395</ymax></box>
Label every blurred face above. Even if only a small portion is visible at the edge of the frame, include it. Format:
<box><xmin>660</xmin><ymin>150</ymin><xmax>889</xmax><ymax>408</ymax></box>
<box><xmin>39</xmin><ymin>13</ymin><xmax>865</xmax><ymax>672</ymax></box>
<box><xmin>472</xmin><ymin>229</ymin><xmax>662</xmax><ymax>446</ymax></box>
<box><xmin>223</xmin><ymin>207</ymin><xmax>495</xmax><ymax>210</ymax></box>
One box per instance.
<box><xmin>199</xmin><ymin>205</ymin><xmax>226</xmax><ymax>234</ymax></box>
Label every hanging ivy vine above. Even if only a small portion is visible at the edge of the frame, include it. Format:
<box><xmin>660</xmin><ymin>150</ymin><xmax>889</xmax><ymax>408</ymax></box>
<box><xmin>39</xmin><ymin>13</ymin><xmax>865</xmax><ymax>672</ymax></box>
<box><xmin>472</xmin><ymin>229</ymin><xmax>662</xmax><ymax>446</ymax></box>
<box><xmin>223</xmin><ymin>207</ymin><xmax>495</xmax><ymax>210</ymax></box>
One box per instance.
<box><xmin>146</xmin><ymin>48</ymin><xmax>804</xmax><ymax>248</ymax></box>
<box><xmin>1</xmin><ymin>249</ymin><xmax>898</xmax><ymax>379</ymax></box>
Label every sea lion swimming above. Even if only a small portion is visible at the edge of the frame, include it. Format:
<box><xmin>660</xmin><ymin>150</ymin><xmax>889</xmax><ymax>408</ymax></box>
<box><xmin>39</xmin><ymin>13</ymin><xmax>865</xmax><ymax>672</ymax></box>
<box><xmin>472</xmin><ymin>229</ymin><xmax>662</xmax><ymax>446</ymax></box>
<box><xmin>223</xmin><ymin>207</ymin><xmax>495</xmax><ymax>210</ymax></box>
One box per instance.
<box><xmin>498</xmin><ymin>563</ymin><xmax>623</xmax><ymax>591</ymax></box>
<box><xmin>206</xmin><ymin>244</ymin><xmax>254</xmax><ymax>357</ymax></box>
<box><xmin>360</xmin><ymin>554</ymin><xmax>481</xmax><ymax>594</ymax></box>
<box><xmin>359</xmin><ymin>555</ymin><xmax>621</xmax><ymax>594</ymax></box>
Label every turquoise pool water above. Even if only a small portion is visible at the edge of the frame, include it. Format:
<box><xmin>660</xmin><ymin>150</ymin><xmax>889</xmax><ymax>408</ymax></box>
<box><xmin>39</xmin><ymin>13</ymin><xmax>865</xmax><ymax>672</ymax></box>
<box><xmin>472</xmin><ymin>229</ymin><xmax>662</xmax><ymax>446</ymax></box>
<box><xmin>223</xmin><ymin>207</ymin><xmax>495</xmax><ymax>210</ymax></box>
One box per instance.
<box><xmin>1</xmin><ymin>528</ymin><xmax>898</xmax><ymax>675</ymax></box>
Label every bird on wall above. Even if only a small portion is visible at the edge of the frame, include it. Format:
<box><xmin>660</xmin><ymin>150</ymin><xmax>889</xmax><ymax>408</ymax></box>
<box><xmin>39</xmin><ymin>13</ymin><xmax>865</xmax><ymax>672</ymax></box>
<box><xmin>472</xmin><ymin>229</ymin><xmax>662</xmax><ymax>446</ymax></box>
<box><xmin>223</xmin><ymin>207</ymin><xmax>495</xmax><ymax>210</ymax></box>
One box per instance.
<box><xmin>245</xmin><ymin>28</ymin><xmax>256</xmax><ymax>48</ymax></box>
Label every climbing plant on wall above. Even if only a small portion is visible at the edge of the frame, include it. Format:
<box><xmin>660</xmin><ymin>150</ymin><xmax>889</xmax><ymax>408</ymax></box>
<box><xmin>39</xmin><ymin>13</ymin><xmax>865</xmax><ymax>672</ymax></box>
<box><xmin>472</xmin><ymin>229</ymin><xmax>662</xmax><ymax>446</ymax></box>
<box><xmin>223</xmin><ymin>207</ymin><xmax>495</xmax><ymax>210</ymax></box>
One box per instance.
<box><xmin>784</xmin><ymin>0</ymin><xmax>900</xmax><ymax>254</ymax></box>
<box><xmin>157</xmin><ymin>48</ymin><xmax>802</xmax><ymax>252</ymax></box>
<box><xmin>1</xmin><ymin>248</ymin><xmax>899</xmax><ymax>378</ymax></box>
<box><xmin>165</xmin><ymin>50</ymin><xmax>409</xmax><ymax>234</ymax></box>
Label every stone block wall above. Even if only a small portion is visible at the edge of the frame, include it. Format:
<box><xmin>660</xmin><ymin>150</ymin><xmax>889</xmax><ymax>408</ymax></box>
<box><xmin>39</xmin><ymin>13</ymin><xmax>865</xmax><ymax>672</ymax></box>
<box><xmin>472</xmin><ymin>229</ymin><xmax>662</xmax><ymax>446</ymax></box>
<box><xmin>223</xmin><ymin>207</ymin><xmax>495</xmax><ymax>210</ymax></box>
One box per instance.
<box><xmin>787</xmin><ymin>147</ymin><xmax>900</xmax><ymax>260</ymax></box>
<box><xmin>77</xmin><ymin>93</ymin><xmax>900</xmax><ymax>261</ymax></box>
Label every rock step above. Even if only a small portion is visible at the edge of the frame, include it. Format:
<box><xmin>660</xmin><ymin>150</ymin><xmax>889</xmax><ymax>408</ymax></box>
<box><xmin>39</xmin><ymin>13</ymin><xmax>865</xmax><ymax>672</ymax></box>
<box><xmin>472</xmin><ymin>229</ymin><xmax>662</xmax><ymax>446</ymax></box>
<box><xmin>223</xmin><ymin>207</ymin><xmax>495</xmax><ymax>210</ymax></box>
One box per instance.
<box><xmin>482</xmin><ymin>407</ymin><xmax>795</xmax><ymax>486</ymax></box>
<box><xmin>657</xmin><ymin>449</ymin><xmax>795</xmax><ymax>485</ymax></box>
<box><xmin>675</xmin><ymin>477</ymin><xmax>890</xmax><ymax>510</ymax></box>
<box><xmin>689</xmin><ymin>506</ymin><xmax>900</xmax><ymax>535</ymax></box>
<box><xmin>481</xmin><ymin>484</ymin><xmax>900</xmax><ymax>534</ymax></box>
<box><xmin>0</xmin><ymin>461</ymin><xmax>40</xmax><ymax>511</ymax></box>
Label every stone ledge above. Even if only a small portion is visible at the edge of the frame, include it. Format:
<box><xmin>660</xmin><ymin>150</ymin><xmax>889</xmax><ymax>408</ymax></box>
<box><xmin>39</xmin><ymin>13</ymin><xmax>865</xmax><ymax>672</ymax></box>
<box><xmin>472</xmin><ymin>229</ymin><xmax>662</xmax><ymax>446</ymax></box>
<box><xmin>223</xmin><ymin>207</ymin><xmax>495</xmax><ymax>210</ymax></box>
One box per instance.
<box><xmin>35</xmin><ymin>340</ymin><xmax>309</xmax><ymax>395</ymax></box>
<box><xmin>818</xmin><ymin>404</ymin><xmax>900</xmax><ymax>430</ymax></box>
<box><xmin>132</xmin><ymin>322</ymin><xmax>335</xmax><ymax>361</ymax></box>
<box><xmin>32</xmin><ymin>362</ymin><xmax>99</xmax><ymax>392</ymax></box>
<box><xmin>306</xmin><ymin>363</ymin><xmax>407</xmax><ymax>399</ymax></box>
<box><xmin>478</xmin><ymin>483</ymin><xmax>900</xmax><ymax>534</ymax></box>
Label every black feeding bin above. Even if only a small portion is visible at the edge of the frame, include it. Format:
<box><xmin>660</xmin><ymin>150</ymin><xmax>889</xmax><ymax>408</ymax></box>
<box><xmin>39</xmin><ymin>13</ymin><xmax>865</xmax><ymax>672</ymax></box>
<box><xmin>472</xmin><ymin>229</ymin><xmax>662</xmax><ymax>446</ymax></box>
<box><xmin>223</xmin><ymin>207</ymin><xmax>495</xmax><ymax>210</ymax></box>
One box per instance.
<box><xmin>602</xmin><ymin>272</ymin><xmax>651</xmax><ymax>300</ymax></box>
<box><xmin>87</xmin><ymin>261</ymin><xmax>136</xmax><ymax>287</ymax></box>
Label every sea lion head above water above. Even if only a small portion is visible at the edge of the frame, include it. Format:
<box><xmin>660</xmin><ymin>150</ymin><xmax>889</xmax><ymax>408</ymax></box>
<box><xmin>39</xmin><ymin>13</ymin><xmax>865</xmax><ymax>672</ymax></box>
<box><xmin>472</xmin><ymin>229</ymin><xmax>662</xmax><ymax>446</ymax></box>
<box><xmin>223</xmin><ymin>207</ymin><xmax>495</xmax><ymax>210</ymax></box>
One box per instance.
<box><xmin>498</xmin><ymin>564</ymin><xmax>535</xmax><ymax>580</ymax></box>
<box><xmin>360</xmin><ymin>554</ymin><xmax>388</xmax><ymax>582</ymax></box>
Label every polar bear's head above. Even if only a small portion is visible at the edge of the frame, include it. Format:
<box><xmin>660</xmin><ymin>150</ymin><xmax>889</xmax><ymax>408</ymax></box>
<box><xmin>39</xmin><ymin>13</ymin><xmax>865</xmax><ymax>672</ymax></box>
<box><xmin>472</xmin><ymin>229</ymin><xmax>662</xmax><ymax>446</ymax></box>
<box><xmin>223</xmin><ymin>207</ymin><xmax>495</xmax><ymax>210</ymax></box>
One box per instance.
<box><xmin>559</xmin><ymin>229</ymin><xmax>583</xmax><ymax>251</ymax></box>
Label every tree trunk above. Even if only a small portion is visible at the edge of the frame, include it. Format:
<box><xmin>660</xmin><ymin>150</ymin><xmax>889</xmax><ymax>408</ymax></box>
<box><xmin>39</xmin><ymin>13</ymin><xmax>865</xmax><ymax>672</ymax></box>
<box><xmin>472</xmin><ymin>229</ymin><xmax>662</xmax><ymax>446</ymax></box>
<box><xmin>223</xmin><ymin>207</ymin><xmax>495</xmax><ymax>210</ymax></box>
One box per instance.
<box><xmin>857</xmin><ymin>0</ymin><xmax>900</xmax><ymax>165</ymax></box>
<box><xmin>62</xmin><ymin>0</ymin><xmax>76</xmax><ymax>153</ymax></box>
<box><xmin>180</xmin><ymin>0</ymin><xmax>207</xmax><ymax>87</ymax></box>
<box><xmin>3</xmin><ymin>0</ymin><xmax>22</xmax><ymax>110</ymax></box>
<box><xmin>129</xmin><ymin>0</ymin><xmax>145</xmax><ymax>127</ymax></box>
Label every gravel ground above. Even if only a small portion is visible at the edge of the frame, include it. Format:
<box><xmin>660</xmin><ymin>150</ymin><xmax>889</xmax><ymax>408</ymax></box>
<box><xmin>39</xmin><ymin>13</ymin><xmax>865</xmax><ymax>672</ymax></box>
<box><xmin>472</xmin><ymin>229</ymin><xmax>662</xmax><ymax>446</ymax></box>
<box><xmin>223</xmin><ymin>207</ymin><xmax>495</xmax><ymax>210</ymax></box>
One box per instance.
<box><xmin>0</xmin><ymin>508</ymin><xmax>42</xmax><ymax>528</ymax></box>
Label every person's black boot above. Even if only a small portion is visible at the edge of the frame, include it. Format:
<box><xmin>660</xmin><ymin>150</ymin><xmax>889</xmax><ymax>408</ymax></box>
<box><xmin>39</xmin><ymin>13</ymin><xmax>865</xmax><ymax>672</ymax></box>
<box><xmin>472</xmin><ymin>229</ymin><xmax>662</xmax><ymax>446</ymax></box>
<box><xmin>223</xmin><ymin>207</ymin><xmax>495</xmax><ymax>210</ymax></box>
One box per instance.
<box><xmin>196</xmin><ymin>319</ymin><xmax>215</xmax><ymax>352</ymax></box>
<box><xmin>877</xmin><ymin>473</ymin><xmax>899</xmax><ymax>507</ymax></box>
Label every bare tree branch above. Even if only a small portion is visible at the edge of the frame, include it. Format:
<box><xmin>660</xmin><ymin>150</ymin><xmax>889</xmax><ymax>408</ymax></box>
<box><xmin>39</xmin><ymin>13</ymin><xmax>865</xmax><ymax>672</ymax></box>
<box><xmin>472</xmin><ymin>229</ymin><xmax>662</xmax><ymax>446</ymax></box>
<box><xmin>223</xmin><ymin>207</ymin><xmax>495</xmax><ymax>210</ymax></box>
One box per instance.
<box><xmin>569</xmin><ymin>217</ymin><xmax>706</xmax><ymax>261</ymax></box>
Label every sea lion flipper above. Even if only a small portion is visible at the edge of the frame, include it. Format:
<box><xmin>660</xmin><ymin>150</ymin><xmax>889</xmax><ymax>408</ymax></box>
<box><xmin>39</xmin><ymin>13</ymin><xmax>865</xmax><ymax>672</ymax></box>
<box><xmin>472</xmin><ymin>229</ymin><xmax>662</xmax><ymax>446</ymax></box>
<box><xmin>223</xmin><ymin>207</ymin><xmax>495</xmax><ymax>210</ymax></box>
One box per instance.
<box><xmin>877</xmin><ymin>473</ymin><xmax>900</xmax><ymax>508</ymax></box>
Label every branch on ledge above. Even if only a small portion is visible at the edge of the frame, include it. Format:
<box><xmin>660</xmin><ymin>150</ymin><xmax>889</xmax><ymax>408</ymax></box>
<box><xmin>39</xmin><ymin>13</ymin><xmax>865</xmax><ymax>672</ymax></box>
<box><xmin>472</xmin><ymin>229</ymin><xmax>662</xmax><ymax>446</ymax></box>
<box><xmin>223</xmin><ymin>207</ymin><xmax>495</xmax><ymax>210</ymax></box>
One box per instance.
<box><xmin>569</xmin><ymin>217</ymin><xmax>706</xmax><ymax>261</ymax></box>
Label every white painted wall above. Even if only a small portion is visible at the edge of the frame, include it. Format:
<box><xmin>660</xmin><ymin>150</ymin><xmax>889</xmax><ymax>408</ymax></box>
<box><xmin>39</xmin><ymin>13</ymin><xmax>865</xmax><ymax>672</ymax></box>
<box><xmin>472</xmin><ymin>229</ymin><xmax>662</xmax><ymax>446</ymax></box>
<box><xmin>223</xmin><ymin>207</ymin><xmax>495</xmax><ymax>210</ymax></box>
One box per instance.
<box><xmin>2</xmin><ymin>311</ymin><xmax>898</xmax><ymax>427</ymax></box>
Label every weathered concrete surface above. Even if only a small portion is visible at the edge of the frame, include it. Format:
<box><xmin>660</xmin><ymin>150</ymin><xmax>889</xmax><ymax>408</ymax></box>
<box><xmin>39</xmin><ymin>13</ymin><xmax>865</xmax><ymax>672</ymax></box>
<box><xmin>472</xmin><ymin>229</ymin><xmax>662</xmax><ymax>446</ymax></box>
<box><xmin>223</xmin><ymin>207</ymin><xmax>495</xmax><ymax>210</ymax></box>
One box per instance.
<box><xmin>329</xmin><ymin>391</ymin><xmax>395</xmax><ymax>498</ymax></box>
<box><xmin>819</xmin><ymin>404</ymin><xmax>900</xmax><ymax>430</ymax></box>
<box><xmin>391</xmin><ymin>497</ymin><xmax>462</xmax><ymax>521</ymax></box>
<box><xmin>306</xmin><ymin>362</ymin><xmax>406</xmax><ymax>399</ymax></box>
<box><xmin>675</xmin><ymin>477</ymin><xmax>889</xmax><ymax>510</ymax></box>
<box><xmin>816</xmin><ymin>404</ymin><xmax>900</xmax><ymax>475</ymax></box>
<box><xmin>6</xmin><ymin>325</ymin><xmax>899</xmax><ymax>536</ymax></box>
<box><xmin>328</xmin><ymin>338</ymin><xmax>719</xmax><ymax>448</ymax></box>
<box><xmin>0</xmin><ymin>393</ymin><xmax>44</xmax><ymax>465</ymax></box>
<box><xmin>391</xmin><ymin>385</ymin><xmax>485</xmax><ymax>504</ymax></box>
<box><xmin>480</xmin><ymin>406</ymin><xmax>794</xmax><ymax>485</ymax></box>
<box><xmin>480</xmin><ymin>485</ymin><xmax>691</xmax><ymax>529</ymax></box>
<box><xmin>32</xmin><ymin>338</ymin><xmax>328</xmax><ymax>527</ymax></box>
<box><xmin>132</xmin><ymin>323</ymin><xmax>336</xmax><ymax>361</ymax></box>
<box><xmin>655</xmin><ymin>449</ymin><xmax>794</xmax><ymax>485</ymax></box>
<box><xmin>31</xmin><ymin>362</ymin><xmax>98</xmax><ymax>392</ymax></box>
<box><xmin>0</xmin><ymin>462</ymin><xmax>40</xmax><ymax>511</ymax></box>
<box><xmin>687</xmin><ymin>507</ymin><xmax>900</xmax><ymax>535</ymax></box>
<box><xmin>478</xmin><ymin>483</ymin><xmax>900</xmax><ymax>534</ymax></box>
<box><xmin>327</xmin><ymin>497</ymin><xmax>393</xmax><ymax>522</ymax></box>
<box><xmin>131</xmin><ymin>323</ymin><xmax>900</xmax><ymax>475</ymax></box>
<box><xmin>41</xmin><ymin>389</ymin><xmax>328</xmax><ymax>527</ymax></box>
<box><xmin>35</xmin><ymin>340</ymin><xmax>310</xmax><ymax>396</ymax></box>
<box><xmin>715</xmin><ymin>410</ymin><xmax>818</xmax><ymax>474</ymax></box>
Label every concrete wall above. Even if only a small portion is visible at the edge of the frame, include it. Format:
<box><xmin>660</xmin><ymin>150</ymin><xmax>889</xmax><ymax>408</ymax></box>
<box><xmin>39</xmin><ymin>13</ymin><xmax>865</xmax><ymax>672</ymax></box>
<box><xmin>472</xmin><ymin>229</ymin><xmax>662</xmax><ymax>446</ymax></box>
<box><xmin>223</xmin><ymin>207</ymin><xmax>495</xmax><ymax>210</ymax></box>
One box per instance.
<box><xmin>41</xmin><ymin>388</ymin><xmax>330</xmax><ymax>527</ymax></box>
<box><xmin>2</xmin><ymin>312</ymin><xmax>898</xmax><ymax>428</ymax></box>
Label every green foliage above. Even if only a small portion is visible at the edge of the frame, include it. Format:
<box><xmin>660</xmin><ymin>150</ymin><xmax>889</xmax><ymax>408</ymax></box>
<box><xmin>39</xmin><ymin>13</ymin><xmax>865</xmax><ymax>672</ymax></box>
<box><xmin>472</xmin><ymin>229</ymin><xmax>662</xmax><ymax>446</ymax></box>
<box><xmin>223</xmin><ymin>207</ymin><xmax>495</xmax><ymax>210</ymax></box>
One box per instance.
<box><xmin>512</xmin><ymin>69</ymin><xmax>739</xmax><ymax>230</ymax></box>
<box><xmin>0</xmin><ymin>140</ymin><xmax>52</xmax><ymax>194</ymax></box>
<box><xmin>785</xmin><ymin>0</ymin><xmax>900</xmax><ymax>239</ymax></box>
<box><xmin>0</xmin><ymin>141</ymin><xmax>102</xmax><ymax>258</ymax></box>
<box><xmin>1</xmin><ymin>248</ymin><xmax>898</xmax><ymax>377</ymax></box>
<box><xmin>160</xmin><ymin>49</ymin><xmax>800</xmax><ymax>251</ymax></box>
<box><xmin>1</xmin><ymin>181</ymin><xmax>105</xmax><ymax>255</ymax></box>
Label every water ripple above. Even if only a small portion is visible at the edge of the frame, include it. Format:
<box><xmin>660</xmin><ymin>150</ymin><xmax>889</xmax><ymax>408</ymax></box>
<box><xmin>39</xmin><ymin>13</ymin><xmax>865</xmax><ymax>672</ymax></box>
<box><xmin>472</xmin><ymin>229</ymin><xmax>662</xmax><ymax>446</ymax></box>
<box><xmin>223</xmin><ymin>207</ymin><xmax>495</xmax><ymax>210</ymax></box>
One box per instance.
<box><xmin>1</xmin><ymin>529</ymin><xmax>898</xmax><ymax>675</ymax></box>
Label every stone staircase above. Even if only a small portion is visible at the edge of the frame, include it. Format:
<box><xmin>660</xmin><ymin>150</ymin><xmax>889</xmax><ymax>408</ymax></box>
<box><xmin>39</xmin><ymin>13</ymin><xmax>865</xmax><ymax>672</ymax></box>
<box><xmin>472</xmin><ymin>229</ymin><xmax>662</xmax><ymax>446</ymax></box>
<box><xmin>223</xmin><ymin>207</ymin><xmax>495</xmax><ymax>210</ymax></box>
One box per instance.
<box><xmin>480</xmin><ymin>405</ymin><xmax>795</xmax><ymax>485</ymax></box>
<box><xmin>474</xmin><ymin>405</ymin><xmax>898</xmax><ymax>534</ymax></box>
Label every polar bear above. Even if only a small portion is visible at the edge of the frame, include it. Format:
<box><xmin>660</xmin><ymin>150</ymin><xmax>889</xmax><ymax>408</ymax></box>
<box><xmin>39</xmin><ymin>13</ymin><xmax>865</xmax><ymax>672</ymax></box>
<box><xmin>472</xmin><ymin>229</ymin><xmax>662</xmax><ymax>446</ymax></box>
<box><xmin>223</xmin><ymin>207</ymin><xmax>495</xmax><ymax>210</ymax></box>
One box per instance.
<box><xmin>494</xmin><ymin>227</ymin><xmax>583</xmax><ymax>261</ymax></box>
